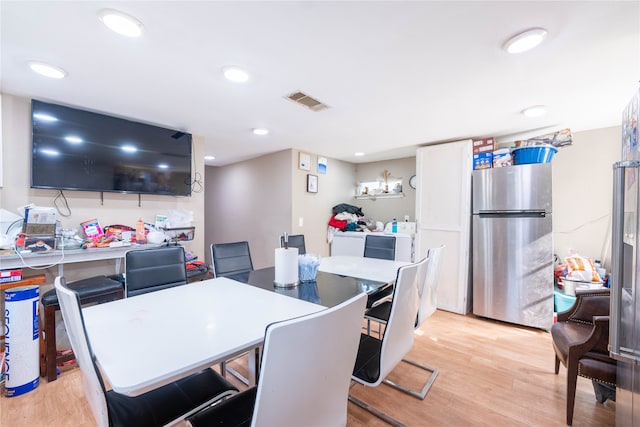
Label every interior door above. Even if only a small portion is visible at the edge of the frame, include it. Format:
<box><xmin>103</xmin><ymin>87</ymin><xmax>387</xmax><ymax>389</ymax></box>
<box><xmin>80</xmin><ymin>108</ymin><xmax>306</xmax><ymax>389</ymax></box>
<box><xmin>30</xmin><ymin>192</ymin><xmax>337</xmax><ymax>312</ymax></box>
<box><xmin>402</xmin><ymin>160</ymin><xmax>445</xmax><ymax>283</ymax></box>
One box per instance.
<box><xmin>415</xmin><ymin>140</ymin><xmax>473</xmax><ymax>314</ymax></box>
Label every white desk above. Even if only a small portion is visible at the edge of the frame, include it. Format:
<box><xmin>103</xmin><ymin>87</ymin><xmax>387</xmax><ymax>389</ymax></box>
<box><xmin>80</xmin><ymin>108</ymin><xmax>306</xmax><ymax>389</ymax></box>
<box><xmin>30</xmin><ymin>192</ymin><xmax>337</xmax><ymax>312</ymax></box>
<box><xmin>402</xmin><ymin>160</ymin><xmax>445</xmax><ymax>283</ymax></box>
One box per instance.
<box><xmin>0</xmin><ymin>243</ymin><xmax>161</xmax><ymax>276</ymax></box>
<box><xmin>82</xmin><ymin>278</ymin><xmax>323</xmax><ymax>396</ymax></box>
<box><xmin>319</xmin><ymin>255</ymin><xmax>410</xmax><ymax>284</ymax></box>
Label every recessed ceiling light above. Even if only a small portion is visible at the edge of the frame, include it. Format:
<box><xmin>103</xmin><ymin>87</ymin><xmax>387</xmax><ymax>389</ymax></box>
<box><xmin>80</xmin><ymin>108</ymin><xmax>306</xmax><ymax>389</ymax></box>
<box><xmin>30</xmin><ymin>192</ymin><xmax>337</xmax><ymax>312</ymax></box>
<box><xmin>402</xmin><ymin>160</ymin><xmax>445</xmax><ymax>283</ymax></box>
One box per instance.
<box><xmin>28</xmin><ymin>61</ymin><xmax>67</xmax><ymax>79</ymax></box>
<box><xmin>252</xmin><ymin>128</ymin><xmax>269</xmax><ymax>136</ymax></box>
<box><xmin>521</xmin><ymin>105</ymin><xmax>547</xmax><ymax>118</ymax></box>
<box><xmin>504</xmin><ymin>28</ymin><xmax>547</xmax><ymax>54</ymax></box>
<box><xmin>99</xmin><ymin>9</ymin><xmax>144</xmax><ymax>38</ymax></box>
<box><xmin>204</xmin><ymin>155</ymin><xmax>216</xmax><ymax>161</ymax></box>
<box><xmin>354</xmin><ymin>152</ymin><xmax>365</xmax><ymax>157</ymax></box>
<box><xmin>223</xmin><ymin>66</ymin><xmax>249</xmax><ymax>83</ymax></box>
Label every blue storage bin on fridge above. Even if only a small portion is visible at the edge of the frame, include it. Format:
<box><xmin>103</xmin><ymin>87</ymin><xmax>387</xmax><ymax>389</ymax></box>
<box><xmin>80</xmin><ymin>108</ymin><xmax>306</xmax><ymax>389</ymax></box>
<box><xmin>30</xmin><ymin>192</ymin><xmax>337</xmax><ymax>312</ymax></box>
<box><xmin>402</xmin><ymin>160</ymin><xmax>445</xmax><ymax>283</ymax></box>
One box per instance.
<box><xmin>512</xmin><ymin>145</ymin><xmax>558</xmax><ymax>165</ymax></box>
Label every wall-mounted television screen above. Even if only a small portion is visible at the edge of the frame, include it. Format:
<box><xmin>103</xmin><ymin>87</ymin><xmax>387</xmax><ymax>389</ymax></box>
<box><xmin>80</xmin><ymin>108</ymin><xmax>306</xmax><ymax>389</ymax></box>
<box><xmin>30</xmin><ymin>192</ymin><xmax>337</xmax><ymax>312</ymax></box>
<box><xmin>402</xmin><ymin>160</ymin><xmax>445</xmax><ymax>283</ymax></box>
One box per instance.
<box><xmin>31</xmin><ymin>99</ymin><xmax>192</xmax><ymax>196</ymax></box>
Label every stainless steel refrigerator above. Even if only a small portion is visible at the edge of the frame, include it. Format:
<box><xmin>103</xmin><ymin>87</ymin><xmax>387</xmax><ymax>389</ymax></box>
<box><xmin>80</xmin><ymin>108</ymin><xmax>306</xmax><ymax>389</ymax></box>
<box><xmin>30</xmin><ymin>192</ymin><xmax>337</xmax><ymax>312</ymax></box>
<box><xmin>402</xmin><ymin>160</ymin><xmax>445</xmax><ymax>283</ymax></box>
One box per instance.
<box><xmin>610</xmin><ymin>88</ymin><xmax>640</xmax><ymax>427</ymax></box>
<box><xmin>472</xmin><ymin>163</ymin><xmax>554</xmax><ymax>330</ymax></box>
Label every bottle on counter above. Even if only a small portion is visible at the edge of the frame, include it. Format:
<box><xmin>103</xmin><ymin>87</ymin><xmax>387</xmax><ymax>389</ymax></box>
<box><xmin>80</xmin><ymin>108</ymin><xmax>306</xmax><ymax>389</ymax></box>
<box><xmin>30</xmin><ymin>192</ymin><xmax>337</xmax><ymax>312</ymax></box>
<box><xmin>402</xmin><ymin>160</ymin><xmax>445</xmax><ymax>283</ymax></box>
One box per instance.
<box><xmin>392</xmin><ymin>218</ymin><xmax>397</xmax><ymax>233</ymax></box>
<box><xmin>135</xmin><ymin>218</ymin><xmax>146</xmax><ymax>244</ymax></box>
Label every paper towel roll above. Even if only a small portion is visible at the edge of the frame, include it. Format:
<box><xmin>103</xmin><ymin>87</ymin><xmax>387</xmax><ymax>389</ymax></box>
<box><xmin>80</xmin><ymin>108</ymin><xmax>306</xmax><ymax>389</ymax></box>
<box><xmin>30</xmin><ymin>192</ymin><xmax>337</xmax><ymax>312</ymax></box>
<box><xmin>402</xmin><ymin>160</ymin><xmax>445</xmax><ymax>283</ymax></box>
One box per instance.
<box><xmin>274</xmin><ymin>247</ymin><xmax>298</xmax><ymax>287</ymax></box>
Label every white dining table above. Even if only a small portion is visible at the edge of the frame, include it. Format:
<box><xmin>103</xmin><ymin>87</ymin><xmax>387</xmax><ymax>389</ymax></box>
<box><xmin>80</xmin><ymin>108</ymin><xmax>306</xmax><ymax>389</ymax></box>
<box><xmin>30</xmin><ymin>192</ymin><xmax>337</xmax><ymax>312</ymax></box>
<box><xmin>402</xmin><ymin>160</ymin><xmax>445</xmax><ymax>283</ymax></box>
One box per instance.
<box><xmin>318</xmin><ymin>255</ymin><xmax>410</xmax><ymax>284</ymax></box>
<box><xmin>82</xmin><ymin>277</ymin><xmax>324</xmax><ymax>396</ymax></box>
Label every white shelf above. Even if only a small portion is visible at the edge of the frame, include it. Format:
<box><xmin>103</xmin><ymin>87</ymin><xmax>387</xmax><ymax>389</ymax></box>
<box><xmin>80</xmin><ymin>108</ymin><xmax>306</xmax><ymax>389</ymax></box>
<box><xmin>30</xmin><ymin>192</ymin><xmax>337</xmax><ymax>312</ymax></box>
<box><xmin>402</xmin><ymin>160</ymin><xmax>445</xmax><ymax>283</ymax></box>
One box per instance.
<box><xmin>354</xmin><ymin>193</ymin><xmax>405</xmax><ymax>200</ymax></box>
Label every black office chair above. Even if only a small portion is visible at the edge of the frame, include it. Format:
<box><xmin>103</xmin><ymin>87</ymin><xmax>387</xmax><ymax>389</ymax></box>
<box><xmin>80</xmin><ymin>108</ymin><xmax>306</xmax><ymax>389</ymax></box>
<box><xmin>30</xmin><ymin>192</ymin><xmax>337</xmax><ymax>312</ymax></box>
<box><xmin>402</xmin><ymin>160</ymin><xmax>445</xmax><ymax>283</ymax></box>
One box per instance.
<box><xmin>211</xmin><ymin>241</ymin><xmax>254</xmax><ymax>280</ymax></box>
<box><xmin>364</xmin><ymin>234</ymin><xmax>396</xmax><ymax>260</ymax></box>
<box><xmin>279</xmin><ymin>234</ymin><xmax>306</xmax><ymax>255</ymax></box>
<box><xmin>349</xmin><ymin>258</ymin><xmax>426</xmax><ymax>426</ymax></box>
<box><xmin>188</xmin><ymin>293</ymin><xmax>367</xmax><ymax>427</ymax></box>
<box><xmin>125</xmin><ymin>246</ymin><xmax>188</xmax><ymax>297</ymax></box>
<box><xmin>54</xmin><ymin>276</ymin><xmax>237</xmax><ymax>427</ymax></box>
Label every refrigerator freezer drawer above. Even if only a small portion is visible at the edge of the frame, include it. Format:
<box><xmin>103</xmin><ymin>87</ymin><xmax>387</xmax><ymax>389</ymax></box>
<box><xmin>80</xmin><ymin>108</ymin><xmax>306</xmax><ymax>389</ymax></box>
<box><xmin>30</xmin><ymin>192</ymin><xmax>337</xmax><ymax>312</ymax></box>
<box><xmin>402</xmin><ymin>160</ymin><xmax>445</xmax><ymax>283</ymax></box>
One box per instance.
<box><xmin>472</xmin><ymin>163</ymin><xmax>552</xmax><ymax>213</ymax></box>
<box><xmin>472</xmin><ymin>214</ymin><xmax>554</xmax><ymax>330</ymax></box>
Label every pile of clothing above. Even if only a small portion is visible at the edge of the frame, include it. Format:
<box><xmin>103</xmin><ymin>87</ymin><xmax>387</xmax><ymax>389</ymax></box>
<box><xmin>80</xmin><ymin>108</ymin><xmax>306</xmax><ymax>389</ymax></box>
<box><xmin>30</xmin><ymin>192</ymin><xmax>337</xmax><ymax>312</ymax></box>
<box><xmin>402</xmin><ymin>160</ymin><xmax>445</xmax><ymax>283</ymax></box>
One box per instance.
<box><xmin>327</xmin><ymin>203</ymin><xmax>375</xmax><ymax>242</ymax></box>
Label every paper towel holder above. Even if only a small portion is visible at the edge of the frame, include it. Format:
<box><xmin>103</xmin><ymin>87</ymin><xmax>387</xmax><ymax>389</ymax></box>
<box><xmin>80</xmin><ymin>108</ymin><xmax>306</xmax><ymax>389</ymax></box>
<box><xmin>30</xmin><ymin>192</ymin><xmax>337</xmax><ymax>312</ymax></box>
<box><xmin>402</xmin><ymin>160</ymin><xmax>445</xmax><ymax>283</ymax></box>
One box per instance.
<box><xmin>274</xmin><ymin>240</ymin><xmax>299</xmax><ymax>288</ymax></box>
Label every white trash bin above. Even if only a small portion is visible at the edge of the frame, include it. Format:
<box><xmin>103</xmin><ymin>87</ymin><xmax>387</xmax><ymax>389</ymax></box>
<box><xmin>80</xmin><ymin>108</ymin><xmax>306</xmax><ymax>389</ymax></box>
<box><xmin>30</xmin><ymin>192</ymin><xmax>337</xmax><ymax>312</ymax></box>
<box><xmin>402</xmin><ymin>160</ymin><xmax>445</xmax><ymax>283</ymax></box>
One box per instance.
<box><xmin>4</xmin><ymin>285</ymin><xmax>40</xmax><ymax>397</ymax></box>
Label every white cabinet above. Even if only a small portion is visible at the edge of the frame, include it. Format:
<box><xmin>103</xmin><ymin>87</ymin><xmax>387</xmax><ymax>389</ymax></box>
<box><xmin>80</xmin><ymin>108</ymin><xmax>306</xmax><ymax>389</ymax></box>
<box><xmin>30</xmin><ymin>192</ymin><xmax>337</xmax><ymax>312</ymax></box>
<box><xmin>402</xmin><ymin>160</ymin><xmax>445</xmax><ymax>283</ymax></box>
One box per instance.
<box><xmin>330</xmin><ymin>232</ymin><xmax>414</xmax><ymax>262</ymax></box>
<box><xmin>415</xmin><ymin>140</ymin><xmax>473</xmax><ymax>314</ymax></box>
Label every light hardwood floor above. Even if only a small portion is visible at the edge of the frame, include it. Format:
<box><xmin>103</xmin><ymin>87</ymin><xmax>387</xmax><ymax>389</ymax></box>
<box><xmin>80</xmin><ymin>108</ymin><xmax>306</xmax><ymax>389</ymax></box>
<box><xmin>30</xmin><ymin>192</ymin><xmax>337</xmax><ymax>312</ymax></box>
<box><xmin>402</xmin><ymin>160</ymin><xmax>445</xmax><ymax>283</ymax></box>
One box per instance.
<box><xmin>1</xmin><ymin>310</ymin><xmax>615</xmax><ymax>426</ymax></box>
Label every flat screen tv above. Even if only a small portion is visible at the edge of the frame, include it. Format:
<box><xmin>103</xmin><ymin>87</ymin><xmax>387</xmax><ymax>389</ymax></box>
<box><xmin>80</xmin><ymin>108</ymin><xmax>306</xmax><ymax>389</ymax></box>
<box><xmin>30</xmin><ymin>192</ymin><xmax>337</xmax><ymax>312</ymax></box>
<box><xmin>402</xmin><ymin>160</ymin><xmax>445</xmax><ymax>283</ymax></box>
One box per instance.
<box><xmin>31</xmin><ymin>99</ymin><xmax>192</xmax><ymax>196</ymax></box>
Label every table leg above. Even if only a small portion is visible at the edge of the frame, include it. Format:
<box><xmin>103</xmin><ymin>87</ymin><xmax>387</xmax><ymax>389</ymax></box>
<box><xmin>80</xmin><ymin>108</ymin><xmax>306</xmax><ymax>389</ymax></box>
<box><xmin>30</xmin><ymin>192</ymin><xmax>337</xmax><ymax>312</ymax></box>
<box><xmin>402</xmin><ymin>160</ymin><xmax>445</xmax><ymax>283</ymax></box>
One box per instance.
<box><xmin>248</xmin><ymin>346</ymin><xmax>261</xmax><ymax>386</ymax></box>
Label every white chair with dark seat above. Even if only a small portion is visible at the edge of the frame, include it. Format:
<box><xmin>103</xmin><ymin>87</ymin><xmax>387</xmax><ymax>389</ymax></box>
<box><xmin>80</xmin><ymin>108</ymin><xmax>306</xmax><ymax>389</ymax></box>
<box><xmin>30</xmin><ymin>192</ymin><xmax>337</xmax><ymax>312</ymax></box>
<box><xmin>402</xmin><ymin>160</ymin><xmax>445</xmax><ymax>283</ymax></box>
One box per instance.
<box><xmin>187</xmin><ymin>293</ymin><xmax>368</xmax><ymax>427</ymax></box>
<box><xmin>349</xmin><ymin>258</ymin><xmax>428</xmax><ymax>427</ymax></box>
<box><xmin>211</xmin><ymin>241</ymin><xmax>254</xmax><ymax>281</ymax></box>
<box><xmin>54</xmin><ymin>276</ymin><xmax>237</xmax><ymax>427</ymax></box>
<box><xmin>364</xmin><ymin>234</ymin><xmax>396</xmax><ymax>260</ymax></box>
<box><xmin>363</xmin><ymin>245</ymin><xmax>445</xmax><ymax>400</ymax></box>
<box><xmin>125</xmin><ymin>245</ymin><xmax>188</xmax><ymax>297</ymax></box>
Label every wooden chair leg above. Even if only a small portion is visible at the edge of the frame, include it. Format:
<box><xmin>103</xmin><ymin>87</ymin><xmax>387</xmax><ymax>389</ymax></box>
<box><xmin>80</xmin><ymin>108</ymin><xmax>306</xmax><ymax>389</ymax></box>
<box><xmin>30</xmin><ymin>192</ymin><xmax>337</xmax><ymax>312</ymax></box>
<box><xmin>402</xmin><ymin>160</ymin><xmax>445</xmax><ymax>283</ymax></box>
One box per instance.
<box><xmin>39</xmin><ymin>306</ymin><xmax>45</xmax><ymax>377</ymax></box>
<box><xmin>555</xmin><ymin>355</ymin><xmax>560</xmax><ymax>374</ymax></box>
<box><xmin>44</xmin><ymin>304</ymin><xmax>58</xmax><ymax>382</ymax></box>
<box><xmin>566</xmin><ymin>360</ymin><xmax>579</xmax><ymax>426</ymax></box>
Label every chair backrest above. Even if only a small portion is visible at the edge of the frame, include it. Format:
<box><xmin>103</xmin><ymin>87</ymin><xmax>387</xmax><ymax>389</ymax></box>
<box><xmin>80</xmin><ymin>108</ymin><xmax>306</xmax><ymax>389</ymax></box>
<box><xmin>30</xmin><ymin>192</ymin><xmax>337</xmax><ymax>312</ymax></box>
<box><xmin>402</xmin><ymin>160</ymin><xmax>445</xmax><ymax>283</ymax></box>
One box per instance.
<box><xmin>125</xmin><ymin>246</ymin><xmax>187</xmax><ymax>297</ymax></box>
<box><xmin>252</xmin><ymin>293</ymin><xmax>367</xmax><ymax>427</ymax></box>
<box><xmin>279</xmin><ymin>234</ymin><xmax>306</xmax><ymax>255</ymax></box>
<box><xmin>375</xmin><ymin>258</ymin><xmax>423</xmax><ymax>386</ymax></box>
<box><xmin>364</xmin><ymin>234</ymin><xmax>396</xmax><ymax>260</ymax></box>
<box><xmin>55</xmin><ymin>277</ymin><xmax>109</xmax><ymax>427</ymax></box>
<box><xmin>416</xmin><ymin>245</ymin><xmax>445</xmax><ymax>327</ymax></box>
<box><xmin>210</xmin><ymin>241</ymin><xmax>254</xmax><ymax>278</ymax></box>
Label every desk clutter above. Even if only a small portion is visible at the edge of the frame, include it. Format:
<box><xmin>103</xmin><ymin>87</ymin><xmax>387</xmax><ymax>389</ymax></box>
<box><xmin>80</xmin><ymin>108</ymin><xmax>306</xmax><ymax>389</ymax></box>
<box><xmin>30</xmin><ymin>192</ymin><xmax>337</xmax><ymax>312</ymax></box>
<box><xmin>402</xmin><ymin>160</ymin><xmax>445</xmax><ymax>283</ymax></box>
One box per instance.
<box><xmin>0</xmin><ymin>206</ymin><xmax>195</xmax><ymax>255</ymax></box>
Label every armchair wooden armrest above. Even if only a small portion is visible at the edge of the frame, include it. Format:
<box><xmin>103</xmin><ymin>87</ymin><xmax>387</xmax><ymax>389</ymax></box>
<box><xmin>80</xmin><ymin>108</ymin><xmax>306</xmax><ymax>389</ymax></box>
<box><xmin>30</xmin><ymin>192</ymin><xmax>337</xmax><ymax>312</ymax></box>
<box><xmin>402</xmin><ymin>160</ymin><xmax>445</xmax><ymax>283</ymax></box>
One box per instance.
<box><xmin>556</xmin><ymin>288</ymin><xmax>610</xmax><ymax>323</ymax></box>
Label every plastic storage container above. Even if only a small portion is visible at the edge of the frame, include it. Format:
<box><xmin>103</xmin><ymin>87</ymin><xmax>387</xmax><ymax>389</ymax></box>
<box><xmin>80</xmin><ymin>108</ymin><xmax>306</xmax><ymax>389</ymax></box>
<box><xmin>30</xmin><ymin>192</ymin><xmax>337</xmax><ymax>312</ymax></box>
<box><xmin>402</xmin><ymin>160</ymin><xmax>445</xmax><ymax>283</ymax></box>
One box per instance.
<box><xmin>511</xmin><ymin>144</ymin><xmax>558</xmax><ymax>165</ymax></box>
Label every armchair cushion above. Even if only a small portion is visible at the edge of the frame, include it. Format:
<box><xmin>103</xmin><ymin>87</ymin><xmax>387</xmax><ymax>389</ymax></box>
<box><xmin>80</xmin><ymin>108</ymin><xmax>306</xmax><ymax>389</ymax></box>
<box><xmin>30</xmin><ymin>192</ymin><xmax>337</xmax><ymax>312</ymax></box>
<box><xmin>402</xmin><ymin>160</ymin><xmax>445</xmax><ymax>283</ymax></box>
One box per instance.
<box><xmin>578</xmin><ymin>356</ymin><xmax>616</xmax><ymax>386</ymax></box>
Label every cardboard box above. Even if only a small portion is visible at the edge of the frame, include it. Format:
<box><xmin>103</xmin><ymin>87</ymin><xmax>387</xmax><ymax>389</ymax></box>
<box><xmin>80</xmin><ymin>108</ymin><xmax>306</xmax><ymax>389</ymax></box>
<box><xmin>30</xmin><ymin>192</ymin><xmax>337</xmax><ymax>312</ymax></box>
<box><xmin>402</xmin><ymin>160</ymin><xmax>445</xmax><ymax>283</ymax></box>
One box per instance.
<box><xmin>0</xmin><ymin>269</ymin><xmax>23</xmax><ymax>284</ymax></box>
<box><xmin>473</xmin><ymin>152</ymin><xmax>493</xmax><ymax>170</ymax></box>
<box><xmin>472</xmin><ymin>137</ymin><xmax>495</xmax><ymax>154</ymax></box>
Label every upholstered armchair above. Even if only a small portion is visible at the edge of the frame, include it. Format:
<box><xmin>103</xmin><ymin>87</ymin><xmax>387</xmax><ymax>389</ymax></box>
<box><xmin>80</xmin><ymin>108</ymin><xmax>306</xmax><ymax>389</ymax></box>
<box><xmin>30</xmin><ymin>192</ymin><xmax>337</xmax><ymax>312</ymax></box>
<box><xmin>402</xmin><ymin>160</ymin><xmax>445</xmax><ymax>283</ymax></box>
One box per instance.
<box><xmin>550</xmin><ymin>288</ymin><xmax>616</xmax><ymax>425</ymax></box>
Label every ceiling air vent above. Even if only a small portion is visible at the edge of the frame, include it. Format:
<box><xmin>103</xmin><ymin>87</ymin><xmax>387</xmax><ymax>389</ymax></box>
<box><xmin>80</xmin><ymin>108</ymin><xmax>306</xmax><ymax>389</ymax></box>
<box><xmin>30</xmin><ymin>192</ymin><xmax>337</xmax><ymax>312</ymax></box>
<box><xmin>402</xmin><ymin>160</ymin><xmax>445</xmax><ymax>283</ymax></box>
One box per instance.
<box><xmin>285</xmin><ymin>91</ymin><xmax>329</xmax><ymax>112</ymax></box>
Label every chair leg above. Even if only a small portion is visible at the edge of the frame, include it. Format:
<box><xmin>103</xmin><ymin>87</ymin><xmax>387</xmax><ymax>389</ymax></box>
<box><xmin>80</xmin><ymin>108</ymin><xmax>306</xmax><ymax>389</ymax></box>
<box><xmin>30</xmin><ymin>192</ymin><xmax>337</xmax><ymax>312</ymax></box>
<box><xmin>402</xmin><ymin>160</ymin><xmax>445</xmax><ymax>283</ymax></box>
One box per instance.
<box><xmin>566</xmin><ymin>359</ymin><xmax>579</xmax><ymax>426</ymax></box>
<box><xmin>348</xmin><ymin>394</ymin><xmax>408</xmax><ymax>427</ymax></box>
<box><xmin>383</xmin><ymin>358</ymin><xmax>439</xmax><ymax>400</ymax></box>
<box><xmin>555</xmin><ymin>355</ymin><xmax>560</xmax><ymax>374</ymax></box>
<box><xmin>44</xmin><ymin>305</ymin><xmax>58</xmax><ymax>382</ymax></box>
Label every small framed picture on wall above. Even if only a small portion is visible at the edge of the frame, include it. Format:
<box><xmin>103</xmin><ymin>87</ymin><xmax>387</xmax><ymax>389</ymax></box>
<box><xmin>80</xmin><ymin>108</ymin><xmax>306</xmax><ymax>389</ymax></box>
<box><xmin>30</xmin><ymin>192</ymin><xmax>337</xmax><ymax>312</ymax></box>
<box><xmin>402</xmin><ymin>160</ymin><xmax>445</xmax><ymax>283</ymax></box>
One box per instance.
<box><xmin>298</xmin><ymin>152</ymin><xmax>311</xmax><ymax>171</ymax></box>
<box><xmin>307</xmin><ymin>174</ymin><xmax>318</xmax><ymax>193</ymax></box>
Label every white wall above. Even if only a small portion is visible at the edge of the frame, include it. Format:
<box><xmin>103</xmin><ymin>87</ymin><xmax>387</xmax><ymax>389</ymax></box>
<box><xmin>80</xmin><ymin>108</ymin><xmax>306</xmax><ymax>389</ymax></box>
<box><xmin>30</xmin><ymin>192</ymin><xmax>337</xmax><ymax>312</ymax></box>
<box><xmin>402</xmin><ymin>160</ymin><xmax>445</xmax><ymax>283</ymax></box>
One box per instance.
<box><xmin>290</xmin><ymin>150</ymin><xmax>356</xmax><ymax>256</ymax></box>
<box><xmin>354</xmin><ymin>156</ymin><xmax>417</xmax><ymax>225</ymax></box>
<box><xmin>552</xmin><ymin>126</ymin><xmax>620</xmax><ymax>268</ymax></box>
<box><xmin>0</xmin><ymin>94</ymin><xmax>206</xmax><ymax>284</ymax></box>
<box><xmin>205</xmin><ymin>150</ymin><xmax>292</xmax><ymax>269</ymax></box>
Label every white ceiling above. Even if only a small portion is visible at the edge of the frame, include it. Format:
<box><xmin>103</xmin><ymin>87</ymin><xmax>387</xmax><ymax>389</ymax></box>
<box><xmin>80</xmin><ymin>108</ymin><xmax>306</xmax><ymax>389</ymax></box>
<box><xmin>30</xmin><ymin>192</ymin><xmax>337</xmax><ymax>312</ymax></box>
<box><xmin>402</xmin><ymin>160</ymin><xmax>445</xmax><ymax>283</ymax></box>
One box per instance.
<box><xmin>2</xmin><ymin>1</ymin><xmax>639</xmax><ymax>166</ymax></box>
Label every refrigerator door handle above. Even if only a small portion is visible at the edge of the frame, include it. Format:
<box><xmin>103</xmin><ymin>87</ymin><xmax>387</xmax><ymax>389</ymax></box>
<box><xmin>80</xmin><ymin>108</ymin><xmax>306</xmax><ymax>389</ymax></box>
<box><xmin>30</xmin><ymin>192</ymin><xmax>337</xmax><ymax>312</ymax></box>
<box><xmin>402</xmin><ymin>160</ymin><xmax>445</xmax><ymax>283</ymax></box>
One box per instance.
<box><xmin>477</xmin><ymin>210</ymin><xmax>547</xmax><ymax>218</ymax></box>
<box><xmin>610</xmin><ymin>160</ymin><xmax>640</xmax><ymax>361</ymax></box>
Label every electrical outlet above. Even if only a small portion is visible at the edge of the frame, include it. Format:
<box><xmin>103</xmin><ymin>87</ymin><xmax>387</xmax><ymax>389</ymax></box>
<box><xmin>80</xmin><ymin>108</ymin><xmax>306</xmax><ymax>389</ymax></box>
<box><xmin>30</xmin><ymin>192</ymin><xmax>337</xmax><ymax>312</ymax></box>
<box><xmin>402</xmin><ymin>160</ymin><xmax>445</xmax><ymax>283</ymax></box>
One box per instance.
<box><xmin>404</xmin><ymin>215</ymin><xmax>410</xmax><ymax>222</ymax></box>
<box><xmin>298</xmin><ymin>217</ymin><xmax>304</xmax><ymax>227</ymax></box>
